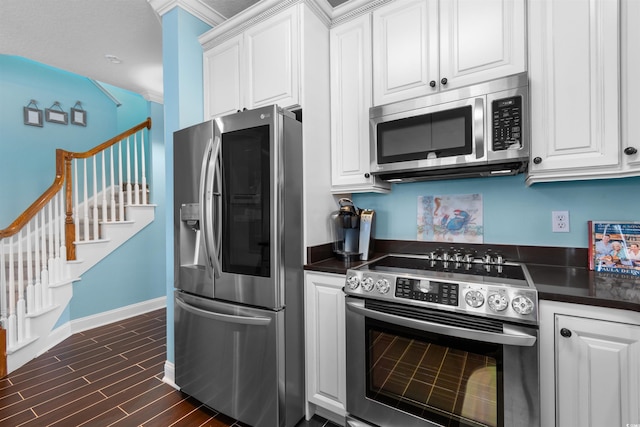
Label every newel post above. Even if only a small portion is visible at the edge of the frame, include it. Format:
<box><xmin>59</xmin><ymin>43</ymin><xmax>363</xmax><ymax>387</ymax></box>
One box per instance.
<box><xmin>62</xmin><ymin>151</ymin><xmax>76</xmax><ymax>260</ymax></box>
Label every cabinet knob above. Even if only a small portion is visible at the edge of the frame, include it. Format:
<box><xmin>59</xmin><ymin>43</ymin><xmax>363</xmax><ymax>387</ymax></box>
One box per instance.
<box><xmin>364</xmin><ymin>173</ymin><xmax>370</xmax><ymax>178</ymax></box>
<box><xmin>441</xmin><ymin>77</ymin><xmax>448</xmax><ymax>85</ymax></box>
<box><xmin>560</xmin><ymin>328</ymin><xmax>572</xmax><ymax>338</ymax></box>
<box><xmin>624</xmin><ymin>146</ymin><xmax>638</xmax><ymax>155</ymax></box>
<box><xmin>533</xmin><ymin>157</ymin><xmax>542</xmax><ymax>165</ymax></box>
<box><xmin>429</xmin><ymin>80</ymin><xmax>436</xmax><ymax>88</ymax></box>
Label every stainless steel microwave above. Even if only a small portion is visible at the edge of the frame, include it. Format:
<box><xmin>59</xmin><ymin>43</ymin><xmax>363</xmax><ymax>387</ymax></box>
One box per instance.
<box><xmin>369</xmin><ymin>73</ymin><xmax>529</xmax><ymax>182</ymax></box>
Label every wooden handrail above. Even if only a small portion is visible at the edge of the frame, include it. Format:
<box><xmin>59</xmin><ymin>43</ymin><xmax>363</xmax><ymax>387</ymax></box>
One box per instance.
<box><xmin>69</xmin><ymin>118</ymin><xmax>151</xmax><ymax>160</ymax></box>
<box><xmin>0</xmin><ymin>149</ymin><xmax>67</xmax><ymax>240</ymax></box>
<box><xmin>0</xmin><ymin>118</ymin><xmax>152</xmax><ymax>261</ymax></box>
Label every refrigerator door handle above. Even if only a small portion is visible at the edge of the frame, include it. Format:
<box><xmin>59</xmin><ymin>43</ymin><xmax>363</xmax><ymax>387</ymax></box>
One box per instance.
<box><xmin>175</xmin><ymin>296</ymin><xmax>272</xmax><ymax>326</ymax></box>
<box><xmin>200</xmin><ymin>136</ymin><xmax>222</xmax><ymax>278</ymax></box>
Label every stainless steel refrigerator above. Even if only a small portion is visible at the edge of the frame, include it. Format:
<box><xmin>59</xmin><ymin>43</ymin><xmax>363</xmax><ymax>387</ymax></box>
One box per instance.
<box><xmin>173</xmin><ymin>105</ymin><xmax>304</xmax><ymax>427</ymax></box>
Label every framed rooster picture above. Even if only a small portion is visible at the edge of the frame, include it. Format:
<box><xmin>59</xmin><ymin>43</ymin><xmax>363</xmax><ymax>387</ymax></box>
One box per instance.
<box><xmin>417</xmin><ymin>193</ymin><xmax>483</xmax><ymax>243</ymax></box>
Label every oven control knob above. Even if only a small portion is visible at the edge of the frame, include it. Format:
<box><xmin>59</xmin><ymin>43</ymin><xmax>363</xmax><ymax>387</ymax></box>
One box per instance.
<box><xmin>511</xmin><ymin>295</ymin><xmax>534</xmax><ymax>315</ymax></box>
<box><xmin>487</xmin><ymin>293</ymin><xmax>509</xmax><ymax>312</ymax></box>
<box><xmin>346</xmin><ymin>275</ymin><xmax>360</xmax><ymax>290</ymax></box>
<box><xmin>376</xmin><ymin>279</ymin><xmax>391</xmax><ymax>294</ymax></box>
<box><xmin>361</xmin><ymin>276</ymin><xmax>375</xmax><ymax>292</ymax></box>
<box><xmin>465</xmin><ymin>290</ymin><xmax>485</xmax><ymax>308</ymax></box>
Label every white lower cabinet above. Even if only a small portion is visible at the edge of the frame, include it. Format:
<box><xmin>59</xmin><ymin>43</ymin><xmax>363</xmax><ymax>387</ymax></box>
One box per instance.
<box><xmin>540</xmin><ymin>301</ymin><xmax>640</xmax><ymax>427</ymax></box>
<box><xmin>304</xmin><ymin>272</ymin><xmax>346</xmax><ymax>423</ymax></box>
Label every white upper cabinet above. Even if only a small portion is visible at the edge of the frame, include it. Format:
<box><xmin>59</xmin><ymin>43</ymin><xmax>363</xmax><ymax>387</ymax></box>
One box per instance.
<box><xmin>372</xmin><ymin>0</ymin><xmax>436</xmax><ymax>106</ymax></box>
<box><xmin>372</xmin><ymin>0</ymin><xmax>526</xmax><ymax>106</ymax></box>
<box><xmin>203</xmin><ymin>6</ymin><xmax>300</xmax><ymax>119</ymax></box>
<box><xmin>203</xmin><ymin>35</ymin><xmax>243</xmax><ymax>119</ymax></box>
<box><xmin>527</xmin><ymin>0</ymin><xmax>620</xmax><ymax>183</ymax></box>
<box><xmin>621</xmin><ymin>0</ymin><xmax>640</xmax><ymax>172</ymax></box>
<box><xmin>244</xmin><ymin>8</ymin><xmax>300</xmax><ymax>110</ymax></box>
<box><xmin>330</xmin><ymin>14</ymin><xmax>390</xmax><ymax>193</ymax></box>
<box><xmin>439</xmin><ymin>0</ymin><xmax>526</xmax><ymax>89</ymax></box>
<box><xmin>527</xmin><ymin>0</ymin><xmax>640</xmax><ymax>184</ymax></box>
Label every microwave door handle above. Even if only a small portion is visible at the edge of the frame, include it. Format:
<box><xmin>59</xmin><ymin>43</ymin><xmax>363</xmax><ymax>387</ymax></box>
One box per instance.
<box><xmin>346</xmin><ymin>300</ymin><xmax>536</xmax><ymax>347</ymax></box>
<box><xmin>474</xmin><ymin>97</ymin><xmax>484</xmax><ymax>159</ymax></box>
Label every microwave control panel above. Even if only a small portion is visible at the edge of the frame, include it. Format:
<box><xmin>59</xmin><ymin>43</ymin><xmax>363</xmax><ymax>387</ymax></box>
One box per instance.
<box><xmin>492</xmin><ymin>96</ymin><xmax>522</xmax><ymax>151</ymax></box>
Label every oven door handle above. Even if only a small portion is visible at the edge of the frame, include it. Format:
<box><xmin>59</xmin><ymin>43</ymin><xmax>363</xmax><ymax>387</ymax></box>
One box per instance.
<box><xmin>346</xmin><ymin>300</ymin><xmax>537</xmax><ymax>347</ymax></box>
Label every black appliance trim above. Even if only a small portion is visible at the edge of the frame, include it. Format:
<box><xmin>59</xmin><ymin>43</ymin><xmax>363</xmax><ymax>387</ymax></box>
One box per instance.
<box><xmin>376</xmin><ymin>161</ymin><xmax>528</xmax><ymax>182</ymax></box>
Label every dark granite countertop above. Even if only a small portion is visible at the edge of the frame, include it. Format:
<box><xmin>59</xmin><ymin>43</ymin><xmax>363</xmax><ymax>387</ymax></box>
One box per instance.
<box><xmin>305</xmin><ymin>241</ymin><xmax>640</xmax><ymax>313</ymax></box>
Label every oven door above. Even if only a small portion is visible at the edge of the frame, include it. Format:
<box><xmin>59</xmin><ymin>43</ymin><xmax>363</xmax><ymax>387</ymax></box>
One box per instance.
<box><xmin>345</xmin><ymin>297</ymin><xmax>539</xmax><ymax>427</ymax></box>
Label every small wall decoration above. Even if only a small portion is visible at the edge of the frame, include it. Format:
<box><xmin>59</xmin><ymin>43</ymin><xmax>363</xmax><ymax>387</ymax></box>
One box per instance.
<box><xmin>70</xmin><ymin>101</ymin><xmax>87</xmax><ymax>126</ymax></box>
<box><xmin>45</xmin><ymin>101</ymin><xmax>68</xmax><ymax>125</ymax></box>
<box><xmin>23</xmin><ymin>99</ymin><xmax>43</xmax><ymax>127</ymax></box>
<box><xmin>417</xmin><ymin>193</ymin><xmax>484</xmax><ymax>243</ymax></box>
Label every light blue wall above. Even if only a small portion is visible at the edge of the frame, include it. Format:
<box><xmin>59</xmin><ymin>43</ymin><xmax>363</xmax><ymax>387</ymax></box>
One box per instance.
<box><xmin>0</xmin><ymin>55</ymin><xmax>117</xmax><ymax>224</ymax></box>
<box><xmin>161</xmin><ymin>8</ymin><xmax>212</xmax><ymax>364</ymax></box>
<box><xmin>0</xmin><ymin>55</ymin><xmax>166</xmax><ymax>323</ymax></box>
<box><xmin>352</xmin><ymin>174</ymin><xmax>640</xmax><ymax>248</ymax></box>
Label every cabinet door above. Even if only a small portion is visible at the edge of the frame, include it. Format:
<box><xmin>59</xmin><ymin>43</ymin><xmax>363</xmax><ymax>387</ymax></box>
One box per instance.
<box><xmin>556</xmin><ymin>314</ymin><xmax>640</xmax><ymax>427</ymax></box>
<box><xmin>621</xmin><ymin>0</ymin><xmax>640</xmax><ymax>172</ymax></box>
<box><xmin>244</xmin><ymin>6</ymin><xmax>300</xmax><ymax>110</ymax></box>
<box><xmin>304</xmin><ymin>272</ymin><xmax>346</xmax><ymax>418</ymax></box>
<box><xmin>372</xmin><ymin>0</ymin><xmax>438</xmax><ymax>106</ymax></box>
<box><xmin>330</xmin><ymin>15</ymin><xmax>390</xmax><ymax>194</ymax></box>
<box><xmin>203</xmin><ymin>34</ymin><xmax>243</xmax><ymax>119</ymax></box>
<box><xmin>439</xmin><ymin>0</ymin><xmax>526</xmax><ymax>90</ymax></box>
<box><xmin>527</xmin><ymin>0</ymin><xmax>620</xmax><ymax>183</ymax></box>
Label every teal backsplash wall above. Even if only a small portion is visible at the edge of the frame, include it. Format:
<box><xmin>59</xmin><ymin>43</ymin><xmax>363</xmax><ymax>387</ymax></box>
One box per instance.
<box><xmin>351</xmin><ymin>174</ymin><xmax>640</xmax><ymax>248</ymax></box>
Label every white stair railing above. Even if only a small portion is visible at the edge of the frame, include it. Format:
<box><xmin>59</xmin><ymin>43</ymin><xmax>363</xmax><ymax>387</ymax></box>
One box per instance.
<box><xmin>0</xmin><ymin>118</ymin><xmax>152</xmax><ymax>353</ymax></box>
<box><xmin>73</xmin><ymin>126</ymin><xmax>151</xmax><ymax>242</ymax></box>
<box><xmin>0</xmin><ymin>191</ymin><xmax>68</xmax><ymax>351</ymax></box>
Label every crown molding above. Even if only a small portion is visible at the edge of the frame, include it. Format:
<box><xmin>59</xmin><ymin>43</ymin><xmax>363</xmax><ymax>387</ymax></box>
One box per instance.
<box><xmin>148</xmin><ymin>0</ymin><xmax>226</xmax><ymax>26</ymax></box>
<box><xmin>330</xmin><ymin>0</ymin><xmax>393</xmax><ymax>26</ymax></box>
<box><xmin>198</xmin><ymin>0</ymin><xmax>332</xmax><ymax>48</ymax></box>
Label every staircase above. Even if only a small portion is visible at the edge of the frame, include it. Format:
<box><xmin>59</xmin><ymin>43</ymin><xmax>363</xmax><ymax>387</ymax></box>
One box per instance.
<box><xmin>0</xmin><ymin>119</ymin><xmax>154</xmax><ymax>374</ymax></box>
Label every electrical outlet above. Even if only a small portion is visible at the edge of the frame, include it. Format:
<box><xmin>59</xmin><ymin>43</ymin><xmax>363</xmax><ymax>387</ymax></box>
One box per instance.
<box><xmin>552</xmin><ymin>210</ymin><xmax>570</xmax><ymax>232</ymax></box>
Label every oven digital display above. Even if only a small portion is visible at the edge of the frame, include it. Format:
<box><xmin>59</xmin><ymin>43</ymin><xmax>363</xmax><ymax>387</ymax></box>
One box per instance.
<box><xmin>395</xmin><ymin>277</ymin><xmax>458</xmax><ymax>306</ymax></box>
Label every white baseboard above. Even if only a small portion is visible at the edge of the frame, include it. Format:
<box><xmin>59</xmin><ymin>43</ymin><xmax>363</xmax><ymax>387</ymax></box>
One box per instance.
<box><xmin>39</xmin><ymin>296</ymin><xmax>166</xmax><ymax>358</ymax></box>
<box><xmin>163</xmin><ymin>361</ymin><xmax>180</xmax><ymax>390</ymax></box>
<box><xmin>70</xmin><ymin>296</ymin><xmax>166</xmax><ymax>334</ymax></box>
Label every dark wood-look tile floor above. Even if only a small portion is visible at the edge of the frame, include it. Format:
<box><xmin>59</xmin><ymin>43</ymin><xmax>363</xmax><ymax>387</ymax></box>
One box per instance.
<box><xmin>0</xmin><ymin>309</ymin><xmax>340</xmax><ymax>427</ymax></box>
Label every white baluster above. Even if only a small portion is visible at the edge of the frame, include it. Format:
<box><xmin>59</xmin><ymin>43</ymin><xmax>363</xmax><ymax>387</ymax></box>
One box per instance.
<box><xmin>34</xmin><ymin>211</ymin><xmax>42</xmax><ymax>312</ymax></box>
<box><xmin>40</xmin><ymin>208</ymin><xmax>49</xmax><ymax>308</ymax></box>
<box><xmin>74</xmin><ymin>159</ymin><xmax>80</xmax><ymax>243</ymax></box>
<box><xmin>8</xmin><ymin>236</ymin><xmax>16</xmax><ymax>348</ymax></box>
<box><xmin>48</xmin><ymin>200</ymin><xmax>55</xmax><ymax>283</ymax></box>
<box><xmin>102</xmin><ymin>151</ymin><xmax>107</xmax><ymax>223</ymax></box>
<box><xmin>92</xmin><ymin>156</ymin><xmax>99</xmax><ymax>240</ymax></box>
<box><xmin>17</xmin><ymin>230</ymin><xmax>25</xmax><ymax>343</ymax></box>
<box><xmin>26</xmin><ymin>221</ymin><xmax>34</xmax><ymax>315</ymax></box>
<box><xmin>118</xmin><ymin>141</ymin><xmax>124</xmax><ymax>222</ymax></box>
<box><xmin>141</xmin><ymin>130</ymin><xmax>147</xmax><ymax>205</ymax></box>
<box><xmin>134</xmin><ymin>133</ymin><xmax>140</xmax><ymax>205</ymax></box>
<box><xmin>110</xmin><ymin>146</ymin><xmax>116</xmax><ymax>222</ymax></box>
<box><xmin>126</xmin><ymin>137</ymin><xmax>132</xmax><ymax>206</ymax></box>
<box><xmin>54</xmin><ymin>193</ymin><xmax>60</xmax><ymax>282</ymax></box>
<box><xmin>59</xmin><ymin>191</ymin><xmax>68</xmax><ymax>280</ymax></box>
<box><xmin>83</xmin><ymin>159</ymin><xmax>89</xmax><ymax>241</ymax></box>
<box><xmin>0</xmin><ymin>239</ymin><xmax>7</xmax><ymax>326</ymax></box>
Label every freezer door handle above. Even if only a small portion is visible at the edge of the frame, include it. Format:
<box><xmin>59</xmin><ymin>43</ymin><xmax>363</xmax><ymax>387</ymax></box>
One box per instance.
<box><xmin>175</xmin><ymin>296</ymin><xmax>272</xmax><ymax>326</ymax></box>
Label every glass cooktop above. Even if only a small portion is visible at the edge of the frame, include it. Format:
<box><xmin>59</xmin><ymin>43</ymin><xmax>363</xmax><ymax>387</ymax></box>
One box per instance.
<box><xmin>363</xmin><ymin>254</ymin><xmax>527</xmax><ymax>281</ymax></box>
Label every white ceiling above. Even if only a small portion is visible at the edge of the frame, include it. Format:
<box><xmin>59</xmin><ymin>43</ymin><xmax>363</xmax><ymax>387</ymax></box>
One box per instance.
<box><xmin>0</xmin><ymin>0</ymin><xmax>351</xmax><ymax>103</ymax></box>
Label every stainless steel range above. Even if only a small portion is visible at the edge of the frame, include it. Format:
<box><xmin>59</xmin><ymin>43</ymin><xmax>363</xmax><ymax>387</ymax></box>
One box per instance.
<box><xmin>344</xmin><ymin>251</ymin><xmax>540</xmax><ymax>427</ymax></box>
